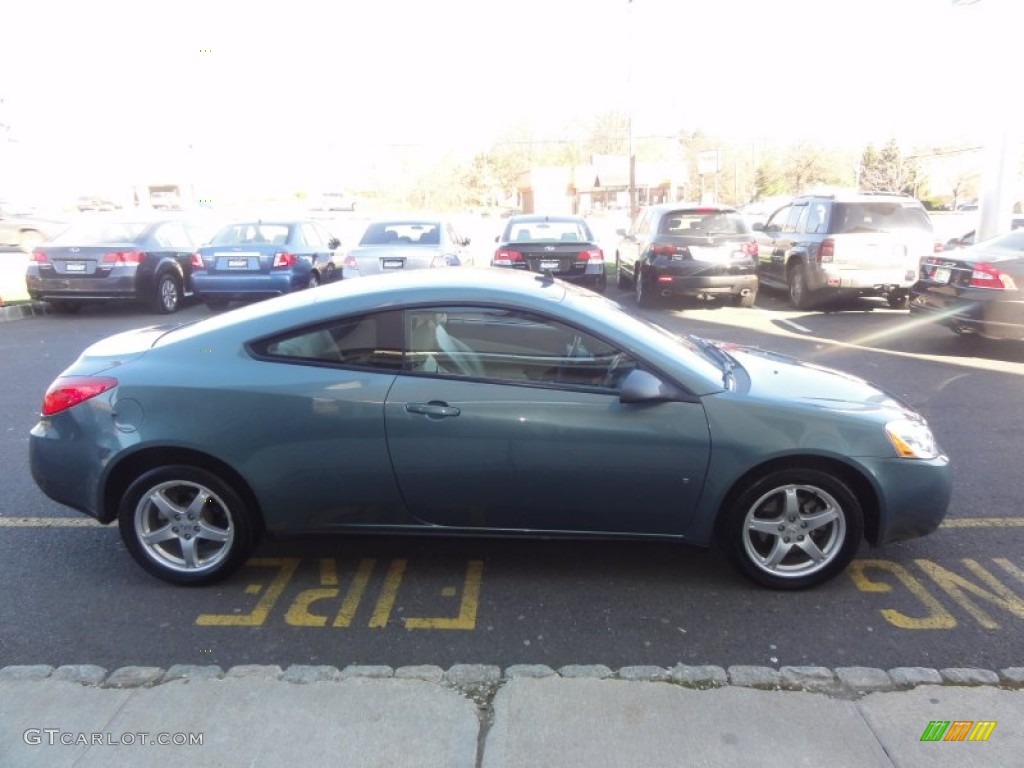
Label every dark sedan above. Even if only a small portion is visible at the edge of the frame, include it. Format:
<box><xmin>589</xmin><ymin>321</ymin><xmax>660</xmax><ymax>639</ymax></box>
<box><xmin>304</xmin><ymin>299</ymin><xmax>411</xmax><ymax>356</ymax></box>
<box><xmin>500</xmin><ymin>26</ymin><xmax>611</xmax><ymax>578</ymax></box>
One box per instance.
<box><xmin>30</xmin><ymin>269</ymin><xmax>950</xmax><ymax>590</ymax></box>
<box><xmin>910</xmin><ymin>228</ymin><xmax>1024</xmax><ymax>340</ymax></box>
<box><xmin>191</xmin><ymin>219</ymin><xmax>342</xmax><ymax>310</ymax></box>
<box><xmin>492</xmin><ymin>214</ymin><xmax>607</xmax><ymax>292</ymax></box>
<box><xmin>26</xmin><ymin>216</ymin><xmax>199</xmax><ymax>313</ymax></box>
<box><xmin>615</xmin><ymin>204</ymin><xmax>759</xmax><ymax>307</ymax></box>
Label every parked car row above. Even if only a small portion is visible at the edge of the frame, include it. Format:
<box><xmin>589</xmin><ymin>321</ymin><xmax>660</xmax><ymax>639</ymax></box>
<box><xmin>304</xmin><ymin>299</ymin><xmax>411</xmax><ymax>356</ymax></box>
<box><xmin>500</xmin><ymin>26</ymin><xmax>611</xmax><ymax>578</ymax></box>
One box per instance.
<box><xmin>22</xmin><ymin>213</ymin><xmax>472</xmax><ymax>314</ymax></box>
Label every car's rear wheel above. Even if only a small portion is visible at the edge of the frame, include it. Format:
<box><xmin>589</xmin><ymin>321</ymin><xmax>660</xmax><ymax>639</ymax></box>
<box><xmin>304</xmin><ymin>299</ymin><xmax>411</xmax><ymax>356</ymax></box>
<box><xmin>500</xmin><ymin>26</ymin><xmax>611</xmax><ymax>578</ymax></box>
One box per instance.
<box><xmin>616</xmin><ymin>255</ymin><xmax>629</xmax><ymax>289</ymax></box>
<box><xmin>48</xmin><ymin>301</ymin><xmax>81</xmax><ymax>314</ymax></box>
<box><xmin>117</xmin><ymin>465</ymin><xmax>262</xmax><ymax>586</ymax></box>
<box><xmin>635</xmin><ymin>264</ymin><xmax>654</xmax><ymax>307</ymax></box>
<box><xmin>151</xmin><ymin>272</ymin><xmax>182</xmax><ymax>314</ymax></box>
<box><xmin>887</xmin><ymin>291</ymin><xmax>909</xmax><ymax>309</ymax></box>
<box><xmin>788</xmin><ymin>265</ymin><xmax>812</xmax><ymax>310</ymax></box>
<box><xmin>717</xmin><ymin>467</ymin><xmax>863</xmax><ymax>590</ymax></box>
<box><xmin>307</xmin><ymin>272</ymin><xmax>321</xmax><ymax>289</ymax></box>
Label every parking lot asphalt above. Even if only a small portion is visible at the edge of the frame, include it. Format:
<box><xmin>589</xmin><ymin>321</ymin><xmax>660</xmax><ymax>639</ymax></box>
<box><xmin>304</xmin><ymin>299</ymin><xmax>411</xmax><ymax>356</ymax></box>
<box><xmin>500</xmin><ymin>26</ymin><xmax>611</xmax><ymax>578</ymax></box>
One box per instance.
<box><xmin>2</xmin><ymin>663</ymin><xmax>1021</xmax><ymax>767</ymax></box>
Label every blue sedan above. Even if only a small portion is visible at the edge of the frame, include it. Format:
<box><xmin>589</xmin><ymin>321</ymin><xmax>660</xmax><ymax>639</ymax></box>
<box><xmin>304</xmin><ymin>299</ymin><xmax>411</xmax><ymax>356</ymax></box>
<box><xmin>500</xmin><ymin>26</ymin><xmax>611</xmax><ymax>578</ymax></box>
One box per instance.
<box><xmin>191</xmin><ymin>219</ymin><xmax>342</xmax><ymax>309</ymax></box>
<box><xmin>29</xmin><ymin>269</ymin><xmax>951</xmax><ymax>589</ymax></box>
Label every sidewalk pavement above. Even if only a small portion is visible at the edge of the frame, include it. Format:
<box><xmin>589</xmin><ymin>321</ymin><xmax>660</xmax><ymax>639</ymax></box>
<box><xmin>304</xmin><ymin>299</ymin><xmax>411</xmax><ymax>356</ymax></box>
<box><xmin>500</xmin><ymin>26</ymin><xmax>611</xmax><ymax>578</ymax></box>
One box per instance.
<box><xmin>1</xmin><ymin>663</ymin><xmax>1021</xmax><ymax>767</ymax></box>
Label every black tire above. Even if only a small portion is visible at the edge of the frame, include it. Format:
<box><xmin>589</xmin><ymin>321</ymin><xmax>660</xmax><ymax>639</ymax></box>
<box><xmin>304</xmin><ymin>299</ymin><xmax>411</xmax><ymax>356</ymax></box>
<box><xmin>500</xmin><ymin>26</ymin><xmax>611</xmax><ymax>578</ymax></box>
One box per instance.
<box><xmin>788</xmin><ymin>265</ymin><xmax>813</xmax><ymax>310</ymax></box>
<box><xmin>206</xmin><ymin>299</ymin><xmax>229</xmax><ymax>311</ymax></box>
<box><xmin>716</xmin><ymin>467</ymin><xmax>863</xmax><ymax>590</ymax></box>
<box><xmin>591</xmin><ymin>272</ymin><xmax>607</xmax><ymax>294</ymax></box>
<box><xmin>48</xmin><ymin>301</ymin><xmax>81</xmax><ymax>315</ymax></box>
<box><xmin>635</xmin><ymin>264</ymin><xmax>654</xmax><ymax>308</ymax></box>
<box><xmin>887</xmin><ymin>291</ymin><xmax>909</xmax><ymax>309</ymax></box>
<box><xmin>151</xmin><ymin>272</ymin><xmax>182</xmax><ymax>314</ymax></box>
<box><xmin>117</xmin><ymin>465</ymin><xmax>262</xmax><ymax>586</ymax></box>
<box><xmin>733</xmin><ymin>289</ymin><xmax>757</xmax><ymax>308</ymax></box>
<box><xmin>307</xmin><ymin>271</ymin><xmax>321</xmax><ymax>289</ymax></box>
<box><xmin>616</xmin><ymin>255</ymin><xmax>629</xmax><ymax>289</ymax></box>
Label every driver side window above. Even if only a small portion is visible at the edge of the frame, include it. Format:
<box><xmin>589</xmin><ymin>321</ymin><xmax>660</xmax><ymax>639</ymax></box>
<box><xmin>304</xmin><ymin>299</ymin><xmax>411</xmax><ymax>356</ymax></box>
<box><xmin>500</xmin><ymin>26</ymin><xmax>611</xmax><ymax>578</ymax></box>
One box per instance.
<box><xmin>404</xmin><ymin>307</ymin><xmax>636</xmax><ymax>390</ymax></box>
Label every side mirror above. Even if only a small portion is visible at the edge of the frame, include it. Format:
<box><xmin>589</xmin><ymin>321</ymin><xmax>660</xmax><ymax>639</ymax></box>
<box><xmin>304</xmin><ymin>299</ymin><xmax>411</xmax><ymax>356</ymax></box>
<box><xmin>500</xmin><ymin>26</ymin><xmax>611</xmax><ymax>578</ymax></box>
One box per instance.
<box><xmin>752</xmin><ymin>222</ymin><xmax>765</xmax><ymax>232</ymax></box>
<box><xmin>615</xmin><ymin>228</ymin><xmax>626</xmax><ymax>237</ymax></box>
<box><xmin>328</xmin><ymin>237</ymin><xmax>341</xmax><ymax>250</ymax></box>
<box><xmin>494</xmin><ymin>235</ymin><xmax>500</xmax><ymax>243</ymax></box>
<box><xmin>462</xmin><ymin>237</ymin><xmax>472</xmax><ymax>246</ymax></box>
<box><xmin>619</xmin><ymin>369</ymin><xmax>686</xmax><ymax>404</ymax></box>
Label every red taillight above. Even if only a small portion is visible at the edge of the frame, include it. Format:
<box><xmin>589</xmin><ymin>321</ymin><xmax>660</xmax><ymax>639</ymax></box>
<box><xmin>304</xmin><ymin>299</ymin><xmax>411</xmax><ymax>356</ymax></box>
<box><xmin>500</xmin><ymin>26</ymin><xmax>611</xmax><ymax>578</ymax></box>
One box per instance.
<box><xmin>272</xmin><ymin>252</ymin><xmax>296</xmax><ymax>268</ymax></box>
<box><xmin>650</xmin><ymin>244</ymin><xmax>676</xmax><ymax>256</ymax></box>
<box><xmin>342</xmin><ymin>253</ymin><xmax>358</xmax><ymax>269</ymax></box>
<box><xmin>31</xmin><ymin>250</ymin><xmax>48</xmax><ymax>263</ymax></box>
<box><xmin>577</xmin><ymin>248</ymin><xmax>603</xmax><ymax>263</ymax></box>
<box><xmin>41</xmin><ymin>376</ymin><xmax>118</xmax><ymax>416</ymax></box>
<box><xmin>969</xmin><ymin>263</ymin><xmax>1018</xmax><ymax>290</ymax></box>
<box><xmin>933</xmin><ymin>240</ymin><xmax>944</xmax><ymax>253</ymax></box>
<box><xmin>190</xmin><ymin>252</ymin><xmax>205</xmax><ymax>270</ymax></box>
<box><xmin>101</xmin><ymin>251</ymin><xmax>143</xmax><ymax>265</ymax></box>
<box><xmin>819</xmin><ymin>239</ymin><xmax>834</xmax><ymax>262</ymax></box>
<box><xmin>742</xmin><ymin>241</ymin><xmax>759</xmax><ymax>258</ymax></box>
<box><xmin>493</xmin><ymin>249</ymin><xmax>523</xmax><ymax>266</ymax></box>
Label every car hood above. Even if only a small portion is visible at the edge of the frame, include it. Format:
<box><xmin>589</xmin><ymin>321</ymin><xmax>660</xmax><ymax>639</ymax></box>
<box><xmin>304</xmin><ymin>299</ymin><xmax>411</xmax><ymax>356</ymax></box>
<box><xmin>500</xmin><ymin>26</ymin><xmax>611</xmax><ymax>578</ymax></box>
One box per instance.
<box><xmin>722</xmin><ymin>344</ymin><xmax>918</xmax><ymax>417</ymax></box>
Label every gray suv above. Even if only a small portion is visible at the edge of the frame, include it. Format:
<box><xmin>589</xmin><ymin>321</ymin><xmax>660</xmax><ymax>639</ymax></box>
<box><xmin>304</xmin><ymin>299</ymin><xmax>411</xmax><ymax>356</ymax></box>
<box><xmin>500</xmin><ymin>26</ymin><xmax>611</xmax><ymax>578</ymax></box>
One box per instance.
<box><xmin>753</xmin><ymin>192</ymin><xmax>936</xmax><ymax>309</ymax></box>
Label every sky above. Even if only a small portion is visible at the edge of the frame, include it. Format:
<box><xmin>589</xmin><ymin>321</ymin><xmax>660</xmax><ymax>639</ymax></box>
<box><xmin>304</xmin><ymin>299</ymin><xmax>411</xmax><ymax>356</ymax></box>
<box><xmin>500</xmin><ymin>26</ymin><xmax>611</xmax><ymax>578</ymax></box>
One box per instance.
<box><xmin>0</xmin><ymin>0</ymin><xmax>1017</xmax><ymax>198</ymax></box>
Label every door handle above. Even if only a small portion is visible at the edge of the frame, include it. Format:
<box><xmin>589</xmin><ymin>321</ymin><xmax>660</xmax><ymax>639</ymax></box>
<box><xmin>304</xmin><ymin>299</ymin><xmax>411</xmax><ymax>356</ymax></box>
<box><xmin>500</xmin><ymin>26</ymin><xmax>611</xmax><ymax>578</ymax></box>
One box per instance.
<box><xmin>405</xmin><ymin>402</ymin><xmax>461</xmax><ymax>418</ymax></box>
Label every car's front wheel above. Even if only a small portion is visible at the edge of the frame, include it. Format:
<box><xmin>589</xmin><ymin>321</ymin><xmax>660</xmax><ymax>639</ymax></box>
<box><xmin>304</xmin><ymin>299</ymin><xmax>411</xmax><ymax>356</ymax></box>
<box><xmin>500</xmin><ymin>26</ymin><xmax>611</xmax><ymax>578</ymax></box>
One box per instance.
<box><xmin>717</xmin><ymin>467</ymin><xmax>863</xmax><ymax>590</ymax></box>
<box><xmin>117</xmin><ymin>465</ymin><xmax>262</xmax><ymax>585</ymax></box>
<box><xmin>151</xmin><ymin>272</ymin><xmax>182</xmax><ymax>314</ymax></box>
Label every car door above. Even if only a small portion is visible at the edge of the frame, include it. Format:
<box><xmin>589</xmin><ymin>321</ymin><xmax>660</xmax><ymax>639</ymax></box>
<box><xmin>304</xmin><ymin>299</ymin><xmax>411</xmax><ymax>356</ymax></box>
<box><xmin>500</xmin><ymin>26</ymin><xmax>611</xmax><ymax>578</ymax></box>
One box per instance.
<box><xmin>384</xmin><ymin>305</ymin><xmax>711</xmax><ymax>536</ymax></box>
<box><xmin>616</xmin><ymin>208</ymin><xmax>650</xmax><ymax>280</ymax></box>
<box><xmin>756</xmin><ymin>203</ymin><xmax>804</xmax><ymax>287</ymax></box>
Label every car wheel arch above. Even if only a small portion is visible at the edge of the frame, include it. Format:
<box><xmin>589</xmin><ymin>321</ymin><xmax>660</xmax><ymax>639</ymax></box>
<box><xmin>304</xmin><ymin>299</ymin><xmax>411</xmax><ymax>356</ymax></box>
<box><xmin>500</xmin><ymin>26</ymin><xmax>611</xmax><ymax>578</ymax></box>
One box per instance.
<box><xmin>712</xmin><ymin>455</ymin><xmax>881</xmax><ymax>546</ymax></box>
<box><xmin>101</xmin><ymin>447</ymin><xmax>265</xmax><ymax>536</ymax></box>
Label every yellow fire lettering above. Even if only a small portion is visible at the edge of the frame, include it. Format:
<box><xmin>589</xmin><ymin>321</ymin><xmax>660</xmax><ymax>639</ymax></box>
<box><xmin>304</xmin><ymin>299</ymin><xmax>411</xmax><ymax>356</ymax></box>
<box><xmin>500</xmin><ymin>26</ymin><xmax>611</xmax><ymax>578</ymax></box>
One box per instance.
<box><xmin>332</xmin><ymin>559</ymin><xmax>376</xmax><ymax>628</ymax></box>
<box><xmin>915</xmin><ymin>558</ymin><xmax>1024</xmax><ymax>630</ymax></box>
<box><xmin>404</xmin><ymin>560</ymin><xmax>484</xmax><ymax>630</ymax></box>
<box><xmin>847</xmin><ymin>559</ymin><xmax>956</xmax><ymax>629</ymax></box>
<box><xmin>368</xmin><ymin>559</ymin><xmax>407</xmax><ymax>628</ymax></box>
<box><xmin>195</xmin><ymin>558</ymin><xmax>300</xmax><ymax>626</ymax></box>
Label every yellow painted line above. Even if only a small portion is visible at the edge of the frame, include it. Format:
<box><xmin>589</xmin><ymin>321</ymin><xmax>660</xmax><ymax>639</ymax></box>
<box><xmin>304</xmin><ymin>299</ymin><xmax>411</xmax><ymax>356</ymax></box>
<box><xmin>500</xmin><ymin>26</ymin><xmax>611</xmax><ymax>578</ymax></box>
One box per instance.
<box><xmin>0</xmin><ymin>517</ymin><xmax>106</xmax><ymax>527</ymax></box>
<box><xmin>940</xmin><ymin>518</ymin><xmax>1024</xmax><ymax>528</ymax></box>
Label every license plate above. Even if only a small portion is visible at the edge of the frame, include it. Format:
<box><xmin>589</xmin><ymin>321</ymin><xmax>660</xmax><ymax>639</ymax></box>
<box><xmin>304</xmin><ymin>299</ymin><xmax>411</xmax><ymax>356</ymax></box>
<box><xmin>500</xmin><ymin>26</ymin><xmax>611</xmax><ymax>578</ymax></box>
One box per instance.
<box><xmin>228</xmin><ymin>258</ymin><xmax>248</xmax><ymax>269</ymax></box>
<box><xmin>539</xmin><ymin>260</ymin><xmax>560</xmax><ymax>270</ymax></box>
<box><xmin>382</xmin><ymin>258</ymin><xmax>403</xmax><ymax>269</ymax></box>
<box><xmin>65</xmin><ymin>262</ymin><xmax>86</xmax><ymax>272</ymax></box>
<box><xmin>932</xmin><ymin>267</ymin><xmax>951</xmax><ymax>284</ymax></box>
<box><xmin>688</xmin><ymin>246</ymin><xmax>728</xmax><ymax>262</ymax></box>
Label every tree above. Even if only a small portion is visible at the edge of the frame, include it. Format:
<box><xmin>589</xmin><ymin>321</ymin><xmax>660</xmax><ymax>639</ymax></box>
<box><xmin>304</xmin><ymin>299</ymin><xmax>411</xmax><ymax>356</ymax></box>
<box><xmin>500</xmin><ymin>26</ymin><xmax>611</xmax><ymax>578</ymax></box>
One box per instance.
<box><xmin>859</xmin><ymin>138</ymin><xmax>920</xmax><ymax>195</ymax></box>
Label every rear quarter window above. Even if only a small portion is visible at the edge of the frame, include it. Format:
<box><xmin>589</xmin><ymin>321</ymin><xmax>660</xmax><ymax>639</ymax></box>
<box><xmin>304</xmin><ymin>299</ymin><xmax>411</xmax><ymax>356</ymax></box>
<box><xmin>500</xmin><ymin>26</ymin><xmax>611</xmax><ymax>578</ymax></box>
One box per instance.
<box><xmin>830</xmin><ymin>202</ymin><xmax>933</xmax><ymax>234</ymax></box>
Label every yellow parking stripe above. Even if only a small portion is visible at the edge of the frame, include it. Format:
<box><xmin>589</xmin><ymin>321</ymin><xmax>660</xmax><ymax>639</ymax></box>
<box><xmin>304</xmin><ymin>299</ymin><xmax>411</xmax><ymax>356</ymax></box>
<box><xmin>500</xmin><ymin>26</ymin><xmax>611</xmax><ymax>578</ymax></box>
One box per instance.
<box><xmin>0</xmin><ymin>517</ymin><xmax>105</xmax><ymax>527</ymax></box>
<box><xmin>940</xmin><ymin>518</ymin><xmax>1024</xmax><ymax>528</ymax></box>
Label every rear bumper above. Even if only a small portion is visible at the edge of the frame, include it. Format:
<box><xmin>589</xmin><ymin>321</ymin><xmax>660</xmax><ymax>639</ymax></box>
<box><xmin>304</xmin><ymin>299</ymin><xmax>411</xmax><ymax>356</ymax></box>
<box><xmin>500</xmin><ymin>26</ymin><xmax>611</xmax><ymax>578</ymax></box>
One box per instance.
<box><xmin>910</xmin><ymin>284</ymin><xmax>1024</xmax><ymax>340</ymax></box>
<box><xmin>192</xmin><ymin>272</ymin><xmax>303</xmax><ymax>299</ymax></box>
<box><xmin>650</xmin><ymin>272</ymin><xmax>758</xmax><ymax>297</ymax></box>
<box><xmin>808</xmin><ymin>265</ymin><xmax>917</xmax><ymax>294</ymax></box>
<box><xmin>26</xmin><ymin>273</ymin><xmax>141</xmax><ymax>301</ymax></box>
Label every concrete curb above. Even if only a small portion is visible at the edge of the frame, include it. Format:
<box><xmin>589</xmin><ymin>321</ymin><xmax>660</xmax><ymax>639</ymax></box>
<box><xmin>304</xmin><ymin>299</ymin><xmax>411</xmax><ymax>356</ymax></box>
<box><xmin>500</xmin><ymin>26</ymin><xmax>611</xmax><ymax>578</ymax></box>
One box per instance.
<box><xmin>0</xmin><ymin>301</ymin><xmax>49</xmax><ymax>322</ymax></box>
<box><xmin>3</xmin><ymin>663</ymin><xmax>1023</xmax><ymax>696</ymax></box>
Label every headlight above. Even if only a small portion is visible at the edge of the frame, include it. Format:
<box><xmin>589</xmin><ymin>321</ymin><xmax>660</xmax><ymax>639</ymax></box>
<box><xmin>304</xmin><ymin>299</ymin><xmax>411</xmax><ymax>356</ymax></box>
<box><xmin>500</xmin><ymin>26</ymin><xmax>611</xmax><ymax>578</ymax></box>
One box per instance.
<box><xmin>885</xmin><ymin>419</ymin><xmax>941</xmax><ymax>459</ymax></box>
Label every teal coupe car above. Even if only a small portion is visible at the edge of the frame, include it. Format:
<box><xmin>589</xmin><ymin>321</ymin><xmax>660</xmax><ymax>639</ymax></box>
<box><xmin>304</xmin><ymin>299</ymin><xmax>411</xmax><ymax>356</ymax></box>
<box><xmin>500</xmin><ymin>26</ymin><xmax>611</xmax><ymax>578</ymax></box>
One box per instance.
<box><xmin>29</xmin><ymin>268</ymin><xmax>951</xmax><ymax>589</ymax></box>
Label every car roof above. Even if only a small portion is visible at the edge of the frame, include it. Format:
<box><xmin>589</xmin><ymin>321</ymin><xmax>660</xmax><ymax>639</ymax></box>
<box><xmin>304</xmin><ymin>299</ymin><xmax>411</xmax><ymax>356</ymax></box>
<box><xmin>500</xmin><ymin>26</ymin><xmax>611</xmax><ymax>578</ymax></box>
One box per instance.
<box><xmin>505</xmin><ymin>214</ymin><xmax>588</xmax><ymax>224</ymax></box>
<box><xmin>645</xmin><ymin>202</ymin><xmax>739</xmax><ymax>214</ymax></box>
<box><xmin>793</xmin><ymin>190</ymin><xmax>920</xmax><ymax>203</ymax></box>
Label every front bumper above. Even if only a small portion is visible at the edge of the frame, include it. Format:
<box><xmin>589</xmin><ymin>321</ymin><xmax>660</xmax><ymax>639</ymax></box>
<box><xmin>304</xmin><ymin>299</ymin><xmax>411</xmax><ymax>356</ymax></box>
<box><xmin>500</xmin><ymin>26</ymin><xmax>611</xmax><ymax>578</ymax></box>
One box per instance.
<box><xmin>861</xmin><ymin>454</ymin><xmax>952</xmax><ymax>545</ymax></box>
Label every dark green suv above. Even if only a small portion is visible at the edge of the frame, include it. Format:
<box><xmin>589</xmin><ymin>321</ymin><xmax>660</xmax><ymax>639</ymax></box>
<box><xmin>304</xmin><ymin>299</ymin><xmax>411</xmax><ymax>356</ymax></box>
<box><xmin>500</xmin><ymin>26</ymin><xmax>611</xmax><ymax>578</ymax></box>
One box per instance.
<box><xmin>753</xmin><ymin>192</ymin><xmax>936</xmax><ymax>309</ymax></box>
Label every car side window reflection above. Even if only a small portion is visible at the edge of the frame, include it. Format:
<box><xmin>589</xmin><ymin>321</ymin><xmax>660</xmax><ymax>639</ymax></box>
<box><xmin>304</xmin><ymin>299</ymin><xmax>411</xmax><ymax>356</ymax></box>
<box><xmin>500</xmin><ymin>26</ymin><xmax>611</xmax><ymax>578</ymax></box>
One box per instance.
<box><xmin>254</xmin><ymin>310</ymin><xmax>404</xmax><ymax>370</ymax></box>
<box><xmin>403</xmin><ymin>306</ymin><xmax>637</xmax><ymax>390</ymax></box>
